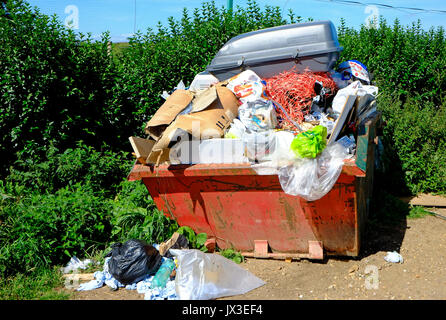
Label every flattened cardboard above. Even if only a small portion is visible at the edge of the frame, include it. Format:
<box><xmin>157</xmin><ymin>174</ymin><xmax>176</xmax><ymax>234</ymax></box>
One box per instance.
<box><xmin>191</xmin><ymin>86</ymin><xmax>218</xmax><ymax>112</ymax></box>
<box><xmin>146</xmin><ymin>148</ymin><xmax>170</xmax><ymax>165</ymax></box>
<box><xmin>145</xmin><ymin>89</ymin><xmax>193</xmax><ymax>140</ymax></box>
<box><xmin>151</xmin><ymin>86</ymin><xmax>239</xmax><ymax>154</ymax></box>
<box><xmin>129</xmin><ymin>136</ymin><xmax>156</xmax><ymax>164</ymax></box>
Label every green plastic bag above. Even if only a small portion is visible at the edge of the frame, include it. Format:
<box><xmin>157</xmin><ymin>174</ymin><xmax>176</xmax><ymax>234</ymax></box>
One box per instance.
<box><xmin>291</xmin><ymin>125</ymin><xmax>327</xmax><ymax>158</ymax></box>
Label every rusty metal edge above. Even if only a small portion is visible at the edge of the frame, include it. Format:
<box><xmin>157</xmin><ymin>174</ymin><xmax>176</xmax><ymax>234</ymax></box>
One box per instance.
<box><xmin>128</xmin><ymin>159</ymin><xmax>365</xmax><ymax>181</ymax></box>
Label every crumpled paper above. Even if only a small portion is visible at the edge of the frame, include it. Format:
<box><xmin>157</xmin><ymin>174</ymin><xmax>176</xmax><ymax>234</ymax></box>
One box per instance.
<box><xmin>76</xmin><ymin>245</ymin><xmax>177</xmax><ymax>300</ymax></box>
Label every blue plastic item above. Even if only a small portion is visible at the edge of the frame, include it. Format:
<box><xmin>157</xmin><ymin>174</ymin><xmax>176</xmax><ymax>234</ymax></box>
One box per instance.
<box><xmin>151</xmin><ymin>259</ymin><xmax>176</xmax><ymax>289</ymax></box>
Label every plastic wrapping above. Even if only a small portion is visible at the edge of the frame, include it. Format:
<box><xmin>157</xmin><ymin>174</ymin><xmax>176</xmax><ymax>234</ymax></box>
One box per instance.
<box><xmin>277</xmin><ymin>142</ymin><xmax>349</xmax><ymax>201</ymax></box>
<box><xmin>251</xmin><ymin>130</ymin><xmax>298</xmax><ymax>175</ymax></box>
<box><xmin>332</xmin><ymin>80</ymin><xmax>378</xmax><ymax>115</ymax></box>
<box><xmin>226</xmin><ymin>69</ymin><xmax>277</xmax><ymax>132</ymax></box>
<box><xmin>226</xmin><ymin>69</ymin><xmax>267</xmax><ymax>104</ymax></box>
<box><xmin>243</xmin><ymin>130</ymin><xmax>276</xmax><ymax>162</ymax></box>
<box><xmin>290</xmin><ymin>125</ymin><xmax>327</xmax><ymax>158</ymax></box>
<box><xmin>225</xmin><ymin>118</ymin><xmax>246</xmax><ymax>139</ymax></box>
<box><xmin>170</xmin><ymin>249</ymin><xmax>265</xmax><ymax>300</ymax></box>
<box><xmin>304</xmin><ymin>112</ymin><xmax>335</xmax><ymax>135</ymax></box>
<box><xmin>62</xmin><ymin>256</ymin><xmax>93</xmax><ymax>274</ymax></box>
<box><xmin>189</xmin><ymin>72</ymin><xmax>219</xmax><ymax>91</ymax></box>
<box><xmin>238</xmin><ymin>99</ymin><xmax>278</xmax><ymax>132</ymax></box>
<box><xmin>337</xmin><ymin>135</ymin><xmax>356</xmax><ymax>155</ymax></box>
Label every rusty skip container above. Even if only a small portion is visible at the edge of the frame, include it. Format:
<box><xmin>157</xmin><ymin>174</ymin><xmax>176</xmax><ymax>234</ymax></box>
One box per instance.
<box><xmin>128</xmin><ymin>111</ymin><xmax>381</xmax><ymax>260</ymax></box>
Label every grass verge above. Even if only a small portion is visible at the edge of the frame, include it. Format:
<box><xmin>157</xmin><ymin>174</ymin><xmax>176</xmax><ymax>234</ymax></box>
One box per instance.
<box><xmin>0</xmin><ymin>267</ymin><xmax>71</xmax><ymax>300</ymax></box>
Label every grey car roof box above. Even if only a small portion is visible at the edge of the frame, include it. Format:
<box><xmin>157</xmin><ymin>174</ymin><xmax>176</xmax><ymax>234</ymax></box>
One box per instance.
<box><xmin>206</xmin><ymin>20</ymin><xmax>343</xmax><ymax>81</ymax></box>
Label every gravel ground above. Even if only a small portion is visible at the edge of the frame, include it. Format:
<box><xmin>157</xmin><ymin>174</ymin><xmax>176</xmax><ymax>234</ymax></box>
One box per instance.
<box><xmin>70</xmin><ymin>209</ymin><xmax>446</xmax><ymax>300</ymax></box>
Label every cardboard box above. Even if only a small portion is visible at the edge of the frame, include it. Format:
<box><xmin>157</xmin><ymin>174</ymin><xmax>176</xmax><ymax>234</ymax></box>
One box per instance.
<box><xmin>144</xmin><ymin>84</ymin><xmax>240</xmax><ymax>164</ymax></box>
<box><xmin>151</xmin><ymin>87</ymin><xmax>239</xmax><ymax>154</ymax></box>
<box><xmin>145</xmin><ymin>89</ymin><xmax>194</xmax><ymax>140</ymax></box>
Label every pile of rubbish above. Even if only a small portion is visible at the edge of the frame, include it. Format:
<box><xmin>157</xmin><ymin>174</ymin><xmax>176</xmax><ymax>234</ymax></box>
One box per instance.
<box><xmin>67</xmin><ymin>234</ymin><xmax>265</xmax><ymax>300</ymax></box>
<box><xmin>128</xmin><ymin>21</ymin><xmax>380</xmax><ymax>201</ymax></box>
<box><xmin>110</xmin><ymin>21</ymin><xmax>383</xmax><ymax>300</ymax></box>
<box><xmin>130</xmin><ymin>59</ymin><xmax>378</xmax><ymax>201</ymax></box>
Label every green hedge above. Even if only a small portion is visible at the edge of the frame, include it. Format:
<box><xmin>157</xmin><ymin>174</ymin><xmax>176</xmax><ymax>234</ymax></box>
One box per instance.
<box><xmin>337</xmin><ymin>19</ymin><xmax>446</xmax><ymax>194</ymax></box>
<box><xmin>7</xmin><ymin>142</ymin><xmax>133</xmax><ymax>197</ymax></box>
<box><xmin>2</xmin><ymin>0</ymin><xmax>444</xmax><ymax>194</ymax></box>
<box><xmin>338</xmin><ymin>18</ymin><xmax>446</xmax><ymax>103</ymax></box>
<box><xmin>0</xmin><ymin>0</ymin><xmax>125</xmax><ymax>176</ymax></box>
<box><xmin>1</xmin><ymin>0</ymin><xmax>445</xmax><ymax>280</ymax></box>
<box><xmin>0</xmin><ymin>183</ymin><xmax>113</xmax><ymax>276</ymax></box>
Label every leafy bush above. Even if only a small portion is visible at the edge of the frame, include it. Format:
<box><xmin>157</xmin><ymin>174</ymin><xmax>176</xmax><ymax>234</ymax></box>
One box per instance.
<box><xmin>219</xmin><ymin>248</ymin><xmax>244</xmax><ymax>264</ymax></box>
<box><xmin>0</xmin><ymin>183</ymin><xmax>113</xmax><ymax>277</ymax></box>
<box><xmin>337</xmin><ymin>19</ymin><xmax>446</xmax><ymax>194</ymax></box>
<box><xmin>337</xmin><ymin>18</ymin><xmax>446</xmax><ymax>104</ymax></box>
<box><xmin>0</xmin><ymin>0</ymin><xmax>127</xmax><ymax>176</ymax></box>
<box><xmin>115</xmin><ymin>0</ymin><xmax>304</xmax><ymax>125</ymax></box>
<box><xmin>7</xmin><ymin>143</ymin><xmax>133</xmax><ymax>197</ymax></box>
<box><xmin>110</xmin><ymin>180</ymin><xmax>179</xmax><ymax>244</ymax></box>
<box><xmin>376</xmin><ymin>94</ymin><xmax>446</xmax><ymax>194</ymax></box>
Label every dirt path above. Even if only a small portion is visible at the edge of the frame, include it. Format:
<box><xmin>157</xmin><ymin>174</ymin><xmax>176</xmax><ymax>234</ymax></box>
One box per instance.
<box><xmin>70</xmin><ymin>210</ymin><xmax>446</xmax><ymax>300</ymax></box>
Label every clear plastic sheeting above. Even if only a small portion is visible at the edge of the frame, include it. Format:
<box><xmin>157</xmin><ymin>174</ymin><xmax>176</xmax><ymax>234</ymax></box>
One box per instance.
<box><xmin>62</xmin><ymin>256</ymin><xmax>93</xmax><ymax>274</ymax></box>
<box><xmin>170</xmin><ymin>249</ymin><xmax>265</xmax><ymax>300</ymax></box>
<box><xmin>250</xmin><ymin>130</ymin><xmax>297</xmax><ymax>175</ymax></box>
<box><xmin>238</xmin><ymin>99</ymin><xmax>277</xmax><ymax>132</ymax></box>
<box><xmin>277</xmin><ymin>142</ymin><xmax>349</xmax><ymax>201</ymax></box>
<box><xmin>243</xmin><ymin>130</ymin><xmax>276</xmax><ymax>162</ymax></box>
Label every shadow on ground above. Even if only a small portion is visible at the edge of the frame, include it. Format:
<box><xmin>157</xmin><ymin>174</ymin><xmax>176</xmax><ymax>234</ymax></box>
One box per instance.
<box><xmin>359</xmin><ymin>217</ymin><xmax>407</xmax><ymax>258</ymax></box>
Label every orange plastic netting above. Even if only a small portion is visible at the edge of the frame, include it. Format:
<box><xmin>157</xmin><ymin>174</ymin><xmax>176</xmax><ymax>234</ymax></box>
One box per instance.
<box><xmin>264</xmin><ymin>69</ymin><xmax>338</xmax><ymax>129</ymax></box>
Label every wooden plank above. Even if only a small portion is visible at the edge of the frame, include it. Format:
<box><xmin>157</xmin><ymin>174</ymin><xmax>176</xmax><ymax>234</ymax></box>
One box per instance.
<box><xmin>129</xmin><ymin>136</ymin><xmax>155</xmax><ymax>164</ymax></box>
<box><xmin>63</xmin><ymin>273</ymin><xmax>95</xmax><ymax>281</ymax></box>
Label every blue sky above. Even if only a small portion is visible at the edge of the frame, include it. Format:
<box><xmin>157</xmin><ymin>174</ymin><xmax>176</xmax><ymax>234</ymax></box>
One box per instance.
<box><xmin>27</xmin><ymin>0</ymin><xmax>446</xmax><ymax>42</ymax></box>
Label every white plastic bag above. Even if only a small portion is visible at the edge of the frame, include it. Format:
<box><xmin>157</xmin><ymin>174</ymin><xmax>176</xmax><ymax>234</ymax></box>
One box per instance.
<box><xmin>251</xmin><ymin>130</ymin><xmax>298</xmax><ymax>174</ymax></box>
<box><xmin>304</xmin><ymin>112</ymin><xmax>335</xmax><ymax>135</ymax></box>
<box><xmin>243</xmin><ymin>130</ymin><xmax>276</xmax><ymax>162</ymax></box>
<box><xmin>277</xmin><ymin>142</ymin><xmax>349</xmax><ymax>201</ymax></box>
<box><xmin>226</xmin><ymin>69</ymin><xmax>267</xmax><ymax>104</ymax></box>
<box><xmin>224</xmin><ymin>118</ymin><xmax>246</xmax><ymax>139</ymax></box>
<box><xmin>384</xmin><ymin>251</ymin><xmax>404</xmax><ymax>263</ymax></box>
<box><xmin>62</xmin><ymin>256</ymin><xmax>93</xmax><ymax>274</ymax></box>
<box><xmin>332</xmin><ymin>81</ymin><xmax>378</xmax><ymax>115</ymax></box>
<box><xmin>170</xmin><ymin>249</ymin><xmax>265</xmax><ymax>300</ymax></box>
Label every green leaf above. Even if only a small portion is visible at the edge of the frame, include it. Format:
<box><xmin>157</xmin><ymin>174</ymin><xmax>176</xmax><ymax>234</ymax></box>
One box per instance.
<box><xmin>196</xmin><ymin>233</ymin><xmax>207</xmax><ymax>247</ymax></box>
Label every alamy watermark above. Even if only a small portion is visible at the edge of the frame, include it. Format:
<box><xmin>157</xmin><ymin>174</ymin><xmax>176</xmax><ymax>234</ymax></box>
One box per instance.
<box><xmin>364</xmin><ymin>5</ymin><xmax>379</xmax><ymax>29</ymax></box>
<box><xmin>64</xmin><ymin>5</ymin><xmax>79</xmax><ymax>30</ymax></box>
<box><xmin>64</xmin><ymin>273</ymin><xmax>81</xmax><ymax>289</ymax></box>
<box><xmin>364</xmin><ymin>264</ymin><xmax>379</xmax><ymax>290</ymax></box>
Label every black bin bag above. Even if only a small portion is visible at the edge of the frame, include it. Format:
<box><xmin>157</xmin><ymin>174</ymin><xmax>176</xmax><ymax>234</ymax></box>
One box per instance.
<box><xmin>107</xmin><ymin>239</ymin><xmax>163</xmax><ymax>285</ymax></box>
